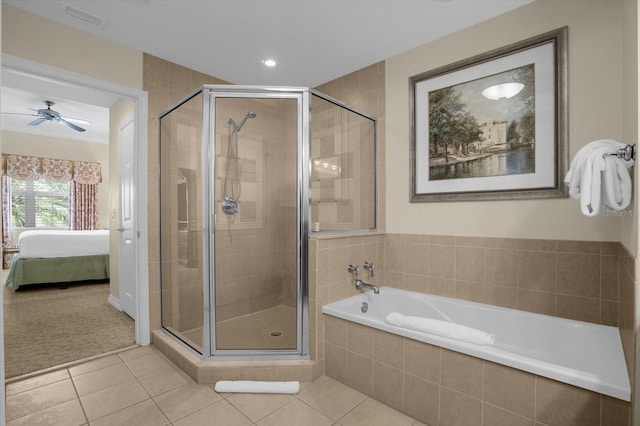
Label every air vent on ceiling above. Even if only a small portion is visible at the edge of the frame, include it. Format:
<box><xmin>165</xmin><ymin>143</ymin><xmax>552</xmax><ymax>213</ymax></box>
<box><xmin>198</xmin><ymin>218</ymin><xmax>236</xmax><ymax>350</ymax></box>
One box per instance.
<box><xmin>64</xmin><ymin>4</ymin><xmax>103</xmax><ymax>27</ymax></box>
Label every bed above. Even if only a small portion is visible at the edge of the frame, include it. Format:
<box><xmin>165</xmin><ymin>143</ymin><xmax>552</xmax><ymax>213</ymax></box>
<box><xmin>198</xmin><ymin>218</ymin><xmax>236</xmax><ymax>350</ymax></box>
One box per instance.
<box><xmin>5</xmin><ymin>230</ymin><xmax>110</xmax><ymax>290</ymax></box>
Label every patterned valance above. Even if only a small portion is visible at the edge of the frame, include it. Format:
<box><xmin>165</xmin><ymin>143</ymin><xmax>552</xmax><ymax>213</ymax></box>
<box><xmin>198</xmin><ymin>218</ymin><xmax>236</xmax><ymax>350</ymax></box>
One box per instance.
<box><xmin>43</xmin><ymin>158</ymin><xmax>74</xmax><ymax>182</ymax></box>
<box><xmin>4</xmin><ymin>155</ymin><xmax>40</xmax><ymax>181</ymax></box>
<box><xmin>72</xmin><ymin>161</ymin><xmax>102</xmax><ymax>185</ymax></box>
<box><xmin>1</xmin><ymin>154</ymin><xmax>101</xmax><ymax>184</ymax></box>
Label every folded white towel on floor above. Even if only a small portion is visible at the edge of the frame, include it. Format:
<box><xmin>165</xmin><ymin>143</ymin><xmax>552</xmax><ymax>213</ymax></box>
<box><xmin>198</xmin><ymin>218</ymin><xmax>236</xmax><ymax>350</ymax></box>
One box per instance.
<box><xmin>564</xmin><ymin>139</ymin><xmax>634</xmax><ymax>216</ymax></box>
<box><xmin>214</xmin><ymin>380</ymin><xmax>300</xmax><ymax>394</ymax></box>
<box><xmin>386</xmin><ymin>313</ymin><xmax>495</xmax><ymax>346</ymax></box>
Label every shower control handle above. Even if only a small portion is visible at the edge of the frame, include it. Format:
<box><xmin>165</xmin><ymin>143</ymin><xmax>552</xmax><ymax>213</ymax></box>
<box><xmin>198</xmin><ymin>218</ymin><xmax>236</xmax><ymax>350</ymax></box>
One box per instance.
<box><xmin>347</xmin><ymin>264</ymin><xmax>359</xmax><ymax>280</ymax></box>
<box><xmin>363</xmin><ymin>261</ymin><xmax>374</xmax><ymax>278</ymax></box>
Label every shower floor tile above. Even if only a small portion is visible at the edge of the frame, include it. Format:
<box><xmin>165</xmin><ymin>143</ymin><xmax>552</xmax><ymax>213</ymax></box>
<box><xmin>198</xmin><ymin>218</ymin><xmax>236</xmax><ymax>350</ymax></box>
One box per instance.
<box><xmin>179</xmin><ymin>304</ymin><xmax>297</xmax><ymax>350</ymax></box>
<box><xmin>5</xmin><ymin>345</ymin><xmax>427</xmax><ymax>426</ymax></box>
<box><xmin>217</xmin><ymin>305</ymin><xmax>297</xmax><ymax>350</ymax></box>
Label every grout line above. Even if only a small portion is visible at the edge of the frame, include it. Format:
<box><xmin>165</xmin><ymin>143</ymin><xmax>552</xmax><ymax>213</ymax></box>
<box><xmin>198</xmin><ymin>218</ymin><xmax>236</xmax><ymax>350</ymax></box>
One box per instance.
<box><xmin>218</xmin><ymin>392</ymin><xmax>256</xmax><ymax>426</ymax></box>
<box><xmin>533</xmin><ymin>375</ymin><xmax>538</xmax><ymax>424</ymax></box>
<box><xmin>67</xmin><ymin>367</ymin><xmax>86</xmax><ymax>418</ymax></box>
<box><xmin>333</xmin><ymin>395</ymin><xmax>370</xmax><ymax>424</ymax></box>
<box><xmin>480</xmin><ymin>360</ymin><xmax>485</xmax><ymax>426</ymax></box>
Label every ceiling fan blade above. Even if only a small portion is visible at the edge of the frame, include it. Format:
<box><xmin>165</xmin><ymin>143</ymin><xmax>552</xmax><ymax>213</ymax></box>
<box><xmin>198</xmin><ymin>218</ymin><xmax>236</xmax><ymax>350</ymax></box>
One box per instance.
<box><xmin>27</xmin><ymin>118</ymin><xmax>46</xmax><ymax>126</ymax></box>
<box><xmin>61</xmin><ymin>116</ymin><xmax>92</xmax><ymax>126</ymax></box>
<box><xmin>1</xmin><ymin>112</ymin><xmax>39</xmax><ymax>117</ymax></box>
<box><xmin>58</xmin><ymin>118</ymin><xmax>86</xmax><ymax>132</ymax></box>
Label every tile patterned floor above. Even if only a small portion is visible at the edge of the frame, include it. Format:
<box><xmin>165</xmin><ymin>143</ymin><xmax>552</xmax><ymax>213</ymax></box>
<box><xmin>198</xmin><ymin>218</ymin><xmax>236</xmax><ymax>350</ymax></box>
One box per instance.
<box><xmin>5</xmin><ymin>345</ymin><xmax>426</xmax><ymax>425</ymax></box>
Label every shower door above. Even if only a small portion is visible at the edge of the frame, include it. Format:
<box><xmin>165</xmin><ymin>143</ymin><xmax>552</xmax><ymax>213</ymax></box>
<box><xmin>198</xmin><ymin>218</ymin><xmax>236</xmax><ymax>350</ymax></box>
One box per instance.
<box><xmin>207</xmin><ymin>88</ymin><xmax>307</xmax><ymax>357</ymax></box>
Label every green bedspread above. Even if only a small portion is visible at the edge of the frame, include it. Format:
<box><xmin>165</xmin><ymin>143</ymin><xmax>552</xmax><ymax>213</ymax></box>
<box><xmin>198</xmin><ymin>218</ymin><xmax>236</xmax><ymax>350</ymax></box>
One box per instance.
<box><xmin>5</xmin><ymin>254</ymin><xmax>110</xmax><ymax>290</ymax></box>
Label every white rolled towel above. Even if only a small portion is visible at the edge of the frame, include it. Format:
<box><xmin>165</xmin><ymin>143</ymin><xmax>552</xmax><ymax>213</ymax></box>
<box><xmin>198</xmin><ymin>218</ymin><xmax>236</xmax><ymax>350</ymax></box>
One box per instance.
<box><xmin>386</xmin><ymin>313</ymin><xmax>495</xmax><ymax>346</ymax></box>
<box><xmin>214</xmin><ymin>380</ymin><xmax>300</xmax><ymax>394</ymax></box>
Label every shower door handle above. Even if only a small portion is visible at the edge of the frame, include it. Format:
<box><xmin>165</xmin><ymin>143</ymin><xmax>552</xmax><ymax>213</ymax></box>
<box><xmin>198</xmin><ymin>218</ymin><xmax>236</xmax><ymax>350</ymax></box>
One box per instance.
<box><xmin>117</xmin><ymin>227</ymin><xmax>125</xmax><ymax>232</ymax></box>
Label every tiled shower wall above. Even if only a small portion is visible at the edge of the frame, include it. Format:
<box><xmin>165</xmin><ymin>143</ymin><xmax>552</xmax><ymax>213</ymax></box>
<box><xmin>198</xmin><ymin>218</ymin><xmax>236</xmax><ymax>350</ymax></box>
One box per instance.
<box><xmin>148</xmin><ymin>55</ymin><xmax>300</xmax><ymax>332</ymax></box>
<box><xmin>213</xmin><ymin>97</ymin><xmax>298</xmax><ymax>321</ymax></box>
<box><xmin>145</xmin><ymin>53</ymin><xmax>230</xmax><ymax>331</ymax></box>
<box><xmin>310</xmin><ymin>95</ymin><xmax>377</xmax><ymax>231</ymax></box>
<box><xmin>314</xmin><ymin>62</ymin><xmax>386</xmax><ymax>234</ymax></box>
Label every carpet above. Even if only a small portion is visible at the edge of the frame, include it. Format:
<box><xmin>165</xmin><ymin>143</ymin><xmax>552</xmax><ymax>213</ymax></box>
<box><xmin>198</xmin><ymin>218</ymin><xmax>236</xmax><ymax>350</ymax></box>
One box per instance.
<box><xmin>3</xmin><ymin>280</ymin><xmax>135</xmax><ymax>379</ymax></box>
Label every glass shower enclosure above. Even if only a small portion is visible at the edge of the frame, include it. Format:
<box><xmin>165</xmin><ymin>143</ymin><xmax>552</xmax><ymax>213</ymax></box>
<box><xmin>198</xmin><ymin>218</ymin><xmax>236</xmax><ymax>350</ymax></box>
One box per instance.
<box><xmin>159</xmin><ymin>85</ymin><xmax>376</xmax><ymax>360</ymax></box>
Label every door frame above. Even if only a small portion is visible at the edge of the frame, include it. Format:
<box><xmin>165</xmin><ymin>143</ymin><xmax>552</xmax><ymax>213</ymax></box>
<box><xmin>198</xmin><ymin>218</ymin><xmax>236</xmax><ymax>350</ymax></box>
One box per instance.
<box><xmin>0</xmin><ymin>55</ymin><xmax>150</xmax><ymax>341</ymax></box>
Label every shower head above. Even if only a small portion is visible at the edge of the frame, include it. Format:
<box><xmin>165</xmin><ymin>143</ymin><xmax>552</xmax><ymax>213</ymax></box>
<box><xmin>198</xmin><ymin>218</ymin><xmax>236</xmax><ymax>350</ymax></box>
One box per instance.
<box><xmin>229</xmin><ymin>111</ymin><xmax>257</xmax><ymax>132</ymax></box>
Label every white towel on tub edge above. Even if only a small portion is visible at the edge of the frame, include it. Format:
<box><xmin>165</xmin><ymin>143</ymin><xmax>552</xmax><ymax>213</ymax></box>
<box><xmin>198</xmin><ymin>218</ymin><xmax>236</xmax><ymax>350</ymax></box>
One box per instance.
<box><xmin>386</xmin><ymin>312</ymin><xmax>495</xmax><ymax>346</ymax></box>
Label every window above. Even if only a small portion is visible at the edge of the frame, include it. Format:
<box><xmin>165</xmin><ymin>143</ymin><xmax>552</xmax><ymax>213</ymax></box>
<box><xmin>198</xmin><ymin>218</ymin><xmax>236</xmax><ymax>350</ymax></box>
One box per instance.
<box><xmin>11</xmin><ymin>178</ymin><xmax>69</xmax><ymax>228</ymax></box>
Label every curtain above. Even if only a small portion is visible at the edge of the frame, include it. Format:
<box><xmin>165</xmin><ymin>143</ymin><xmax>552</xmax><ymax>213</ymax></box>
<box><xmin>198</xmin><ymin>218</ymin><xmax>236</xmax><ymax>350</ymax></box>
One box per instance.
<box><xmin>2</xmin><ymin>176</ymin><xmax>11</xmax><ymax>268</ymax></box>
<box><xmin>1</xmin><ymin>154</ymin><xmax>103</xmax><ymax>235</ymax></box>
<box><xmin>0</xmin><ymin>155</ymin><xmax>13</xmax><ymax>269</ymax></box>
<box><xmin>69</xmin><ymin>182</ymin><xmax>99</xmax><ymax>230</ymax></box>
<box><xmin>69</xmin><ymin>160</ymin><xmax>102</xmax><ymax>230</ymax></box>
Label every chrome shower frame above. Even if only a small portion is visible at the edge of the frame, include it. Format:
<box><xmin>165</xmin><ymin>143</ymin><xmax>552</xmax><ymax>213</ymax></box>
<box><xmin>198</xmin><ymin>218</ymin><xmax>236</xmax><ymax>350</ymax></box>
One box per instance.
<box><xmin>204</xmin><ymin>85</ymin><xmax>310</xmax><ymax>360</ymax></box>
<box><xmin>158</xmin><ymin>84</ymin><xmax>377</xmax><ymax>362</ymax></box>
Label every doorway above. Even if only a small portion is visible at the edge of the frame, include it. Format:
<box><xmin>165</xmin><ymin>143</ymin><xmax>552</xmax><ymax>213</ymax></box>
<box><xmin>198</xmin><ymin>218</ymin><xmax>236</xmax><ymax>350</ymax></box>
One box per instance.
<box><xmin>0</xmin><ymin>55</ymin><xmax>150</xmax><ymax>370</ymax></box>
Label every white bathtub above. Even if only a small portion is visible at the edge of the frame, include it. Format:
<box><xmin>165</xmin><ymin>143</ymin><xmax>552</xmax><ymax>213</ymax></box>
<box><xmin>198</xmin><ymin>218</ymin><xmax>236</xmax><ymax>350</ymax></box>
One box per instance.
<box><xmin>322</xmin><ymin>287</ymin><xmax>631</xmax><ymax>401</ymax></box>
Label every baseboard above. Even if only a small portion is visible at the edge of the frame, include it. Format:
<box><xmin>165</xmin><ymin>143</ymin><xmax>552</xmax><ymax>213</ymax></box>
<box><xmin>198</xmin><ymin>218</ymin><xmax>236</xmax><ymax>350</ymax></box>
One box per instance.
<box><xmin>108</xmin><ymin>294</ymin><xmax>122</xmax><ymax>311</ymax></box>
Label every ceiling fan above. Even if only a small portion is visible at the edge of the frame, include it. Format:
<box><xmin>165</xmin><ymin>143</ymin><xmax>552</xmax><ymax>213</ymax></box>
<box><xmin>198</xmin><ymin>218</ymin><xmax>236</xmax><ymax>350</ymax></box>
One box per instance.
<box><xmin>3</xmin><ymin>100</ymin><xmax>91</xmax><ymax>132</ymax></box>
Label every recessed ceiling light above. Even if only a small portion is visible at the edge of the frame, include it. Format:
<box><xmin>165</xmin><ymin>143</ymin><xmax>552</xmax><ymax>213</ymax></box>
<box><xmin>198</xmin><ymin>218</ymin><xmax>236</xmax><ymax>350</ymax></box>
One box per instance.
<box><xmin>262</xmin><ymin>58</ymin><xmax>278</xmax><ymax>68</ymax></box>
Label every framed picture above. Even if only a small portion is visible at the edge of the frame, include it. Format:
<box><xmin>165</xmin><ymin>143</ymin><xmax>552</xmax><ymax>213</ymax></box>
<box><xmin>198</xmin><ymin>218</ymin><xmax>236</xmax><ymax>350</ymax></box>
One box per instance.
<box><xmin>410</xmin><ymin>27</ymin><xmax>568</xmax><ymax>202</ymax></box>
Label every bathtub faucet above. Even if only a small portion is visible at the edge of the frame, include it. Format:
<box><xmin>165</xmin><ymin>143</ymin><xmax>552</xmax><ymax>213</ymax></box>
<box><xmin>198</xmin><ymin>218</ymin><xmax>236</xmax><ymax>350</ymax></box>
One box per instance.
<box><xmin>355</xmin><ymin>278</ymin><xmax>380</xmax><ymax>294</ymax></box>
<box><xmin>348</xmin><ymin>264</ymin><xmax>379</xmax><ymax>294</ymax></box>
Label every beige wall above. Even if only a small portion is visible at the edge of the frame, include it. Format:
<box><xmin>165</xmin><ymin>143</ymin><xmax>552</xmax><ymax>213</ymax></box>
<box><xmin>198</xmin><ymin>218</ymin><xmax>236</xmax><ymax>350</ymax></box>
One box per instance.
<box><xmin>2</xmin><ymin>4</ymin><xmax>142</xmax><ymax>90</ymax></box>
<box><xmin>386</xmin><ymin>0</ymin><xmax>627</xmax><ymax>243</ymax></box>
<box><xmin>1</xmin><ymin>131</ymin><xmax>110</xmax><ymax>229</ymax></box>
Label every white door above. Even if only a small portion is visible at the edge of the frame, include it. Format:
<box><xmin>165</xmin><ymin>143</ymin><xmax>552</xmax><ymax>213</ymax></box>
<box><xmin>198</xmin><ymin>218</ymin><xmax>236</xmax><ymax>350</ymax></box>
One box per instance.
<box><xmin>118</xmin><ymin>117</ymin><xmax>136</xmax><ymax>319</ymax></box>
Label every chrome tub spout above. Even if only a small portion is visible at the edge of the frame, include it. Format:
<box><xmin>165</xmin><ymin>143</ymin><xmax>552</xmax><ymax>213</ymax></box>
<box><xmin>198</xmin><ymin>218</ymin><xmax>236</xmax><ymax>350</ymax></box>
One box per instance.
<box><xmin>355</xmin><ymin>279</ymin><xmax>379</xmax><ymax>294</ymax></box>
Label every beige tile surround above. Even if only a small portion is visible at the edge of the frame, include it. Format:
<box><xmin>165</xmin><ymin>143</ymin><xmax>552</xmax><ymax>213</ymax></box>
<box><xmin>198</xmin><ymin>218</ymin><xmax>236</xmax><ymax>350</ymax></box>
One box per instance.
<box><xmin>311</xmin><ymin>233</ymin><xmax>635</xmax><ymax>426</ymax></box>
<box><xmin>323</xmin><ymin>315</ymin><xmax>631</xmax><ymax>426</ymax></box>
<box><xmin>380</xmin><ymin>235</ymin><xmax>632</xmax><ymax>328</ymax></box>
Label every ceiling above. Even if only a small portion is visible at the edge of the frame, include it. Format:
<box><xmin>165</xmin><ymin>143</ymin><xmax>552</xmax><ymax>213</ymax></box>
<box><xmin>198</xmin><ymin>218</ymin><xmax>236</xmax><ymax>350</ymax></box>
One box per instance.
<box><xmin>2</xmin><ymin>0</ymin><xmax>534</xmax><ymax>143</ymax></box>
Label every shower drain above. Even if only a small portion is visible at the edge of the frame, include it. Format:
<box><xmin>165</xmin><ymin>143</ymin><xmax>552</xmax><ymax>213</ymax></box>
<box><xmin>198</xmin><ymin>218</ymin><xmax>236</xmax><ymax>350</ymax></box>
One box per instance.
<box><xmin>270</xmin><ymin>331</ymin><xmax>282</xmax><ymax>337</ymax></box>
